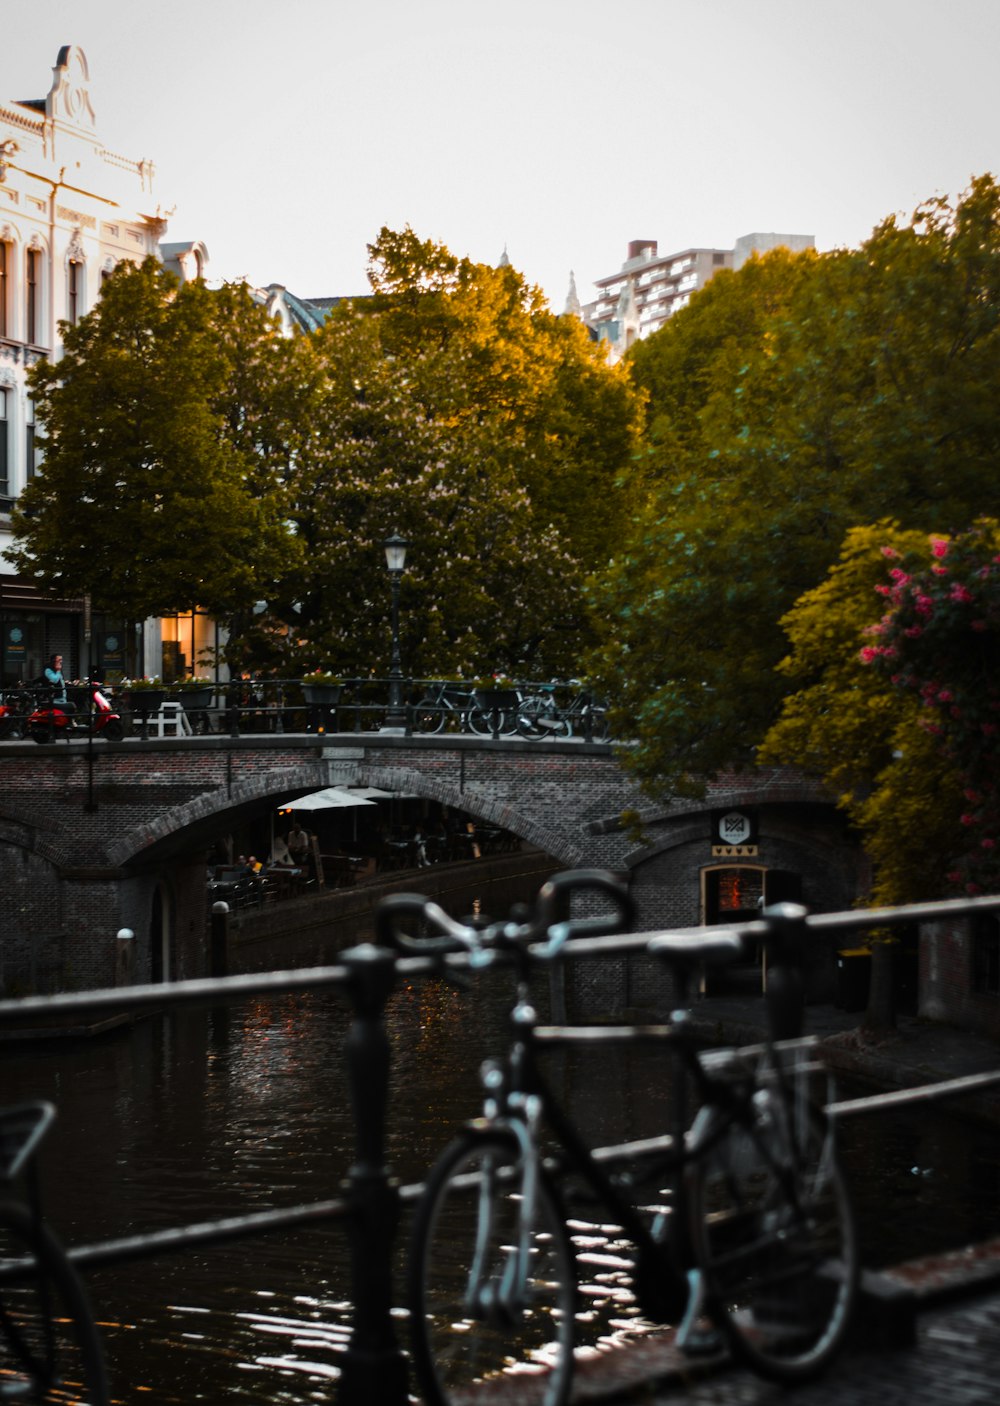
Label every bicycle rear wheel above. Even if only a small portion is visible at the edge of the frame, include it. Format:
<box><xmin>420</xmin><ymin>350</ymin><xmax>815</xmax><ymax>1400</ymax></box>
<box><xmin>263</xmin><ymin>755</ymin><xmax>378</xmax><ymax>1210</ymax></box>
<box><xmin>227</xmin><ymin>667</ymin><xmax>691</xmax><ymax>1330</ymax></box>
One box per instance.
<box><xmin>690</xmin><ymin>1103</ymin><xmax>858</xmax><ymax>1382</ymax></box>
<box><xmin>409</xmin><ymin>1131</ymin><xmax>575</xmax><ymax>1406</ymax></box>
<box><xmin>414</xmin><ymin>696</ymin><xmax>447</xmax><ymax>734</ymax></box>
<box><xmin>0</xmin><ymin>1200</ymin><xmax>109</xmax><ymax>1404</ymax></box>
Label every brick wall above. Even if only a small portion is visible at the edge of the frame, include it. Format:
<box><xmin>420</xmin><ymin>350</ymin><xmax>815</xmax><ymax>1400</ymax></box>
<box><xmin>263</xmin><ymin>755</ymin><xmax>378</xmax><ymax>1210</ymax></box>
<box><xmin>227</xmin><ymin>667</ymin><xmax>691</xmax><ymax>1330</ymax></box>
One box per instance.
<box><xmin>921</xmin><ymin>918</ymin><xmax>1000</xmax><ymax>1039</ymax></box>
<box><xmin>0</xmin><ymin>736</ymin><xmax>862</xmax><ymax>998</ymax></box>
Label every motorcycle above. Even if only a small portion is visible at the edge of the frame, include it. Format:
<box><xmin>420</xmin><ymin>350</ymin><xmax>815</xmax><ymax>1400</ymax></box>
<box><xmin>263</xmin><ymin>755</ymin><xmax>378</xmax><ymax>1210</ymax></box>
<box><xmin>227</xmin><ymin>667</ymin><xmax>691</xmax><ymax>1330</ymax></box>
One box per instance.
<box><xmin>26</xmin><ymin>681</ymin><xmax>126</xmax><ymax>744</ymax></box>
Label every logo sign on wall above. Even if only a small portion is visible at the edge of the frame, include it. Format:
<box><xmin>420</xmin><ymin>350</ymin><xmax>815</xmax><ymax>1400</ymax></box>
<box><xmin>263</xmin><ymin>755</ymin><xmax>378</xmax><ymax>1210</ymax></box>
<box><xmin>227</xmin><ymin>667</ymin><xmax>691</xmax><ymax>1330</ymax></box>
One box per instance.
<box><xmin>711</xmin><ymin>809</ymin><xmax>759</xmax><ymax>857</ymax></box>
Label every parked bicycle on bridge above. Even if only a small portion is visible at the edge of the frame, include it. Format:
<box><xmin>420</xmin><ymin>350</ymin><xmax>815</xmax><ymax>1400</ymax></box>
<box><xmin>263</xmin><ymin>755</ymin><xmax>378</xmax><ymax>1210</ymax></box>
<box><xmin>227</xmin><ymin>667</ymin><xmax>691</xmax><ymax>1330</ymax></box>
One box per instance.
<box><xmin>515</xmin><ymin>680</ymin><xmax>609</xmax><ymax>741</ymax></box>
<box><xmin>379</xmin><ymin>873</ymin><xmax>858</xmax><ymax>1406</ymax></box>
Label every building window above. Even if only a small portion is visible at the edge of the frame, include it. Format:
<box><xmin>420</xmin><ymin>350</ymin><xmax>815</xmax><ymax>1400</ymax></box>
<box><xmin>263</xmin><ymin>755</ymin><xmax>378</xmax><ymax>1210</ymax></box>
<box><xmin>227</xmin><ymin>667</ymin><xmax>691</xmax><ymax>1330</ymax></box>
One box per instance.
<box><xmin>68</xmin><ymin>259</ymin><xmax>80</xmax><ymax>326</ymax></box>
<box><xmin>0</xmin><ymin>388</ymin><xmax>8</xmax><ymax>497</ymax></box>
<box><xmin>26</xmin><ymin>247</ymin><xmax>39</xmax><ymax>345</ymax></box>
<box><xmin>972</xmin><ymin>915</ymin><xmax>1000</xmax><ymax>995</ymax></box>
<box><xmin>25</xmin><ymin>396</ymin><xmax>35</xmax><ymax>481</ymax></box>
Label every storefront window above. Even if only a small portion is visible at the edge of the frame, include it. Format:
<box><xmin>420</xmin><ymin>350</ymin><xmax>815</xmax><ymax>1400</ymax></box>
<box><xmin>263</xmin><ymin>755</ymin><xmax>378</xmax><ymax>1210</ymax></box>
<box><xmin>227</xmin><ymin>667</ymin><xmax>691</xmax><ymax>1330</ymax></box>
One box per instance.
<box><xmin>161</xmin><ymin>610</ymin><xmax>217</xmax><ymax>683</ymax></box>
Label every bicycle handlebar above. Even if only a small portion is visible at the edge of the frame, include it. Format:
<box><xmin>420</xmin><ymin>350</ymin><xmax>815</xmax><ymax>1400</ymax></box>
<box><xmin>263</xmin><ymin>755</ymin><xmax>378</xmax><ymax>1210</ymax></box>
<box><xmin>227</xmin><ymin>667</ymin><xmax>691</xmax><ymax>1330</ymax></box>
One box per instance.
<box><xmin>374</xmin><ymin>868</ymin><xmax>634</xmax><ymax>964</ymax></box>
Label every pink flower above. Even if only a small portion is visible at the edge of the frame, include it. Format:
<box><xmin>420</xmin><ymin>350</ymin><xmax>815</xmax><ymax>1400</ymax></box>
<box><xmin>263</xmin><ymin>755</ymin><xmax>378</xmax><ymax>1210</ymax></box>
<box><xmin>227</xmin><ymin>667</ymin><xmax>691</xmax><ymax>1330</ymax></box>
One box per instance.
<box><xmin>930</xmin><ymin>538</ymin><xmax>949</xmax><ymax>559</ymax></box>
<box><xmin>880</xmin><ymin>546</ymin><xmax>900</xmax><ymax>559</ymax></box>
<box><xmin>874</xmin><ymin>584</ymin><xmax>891</xmax><ymax>597</ymax></box>
<box><xmin>961</xmin><ymin>813</ymin><xmax>976</xmax><ymax>826</ymax></box>
<box><xmin>915</xmin><ymin>595</ymin><xmax>934</xmax><ymax>617</ymax></box>
<box><xmin>859</xmin><ymin>646</ymin><xmax>879</xmax><ymax>664</ymax></box>
<box><xmin>904</xmin><ymin>625</ymin><xmax>923</xmax><ymax>638</ymax></box>
<box><xmin>947</xmin><ymin>870</ymin><xmax>964</xmax><ymax>884</ymax></box>
<box><xmin>889</xmin><ymin>568</ymin><xmax>910</xmax><ymax>584</ymax></box>
<box><xmin>950</xmin><ymin>583</ymin><xmax>974</xmax><ymax>604</ymax></box>
<box><xmin>981</xmin><ymin>838</ymin><xmax>996</xmax><ymax>851</ymax></box>
<box><xmin>967</xmin><ymin>882</ymin><xmax>983</xmax><ymax>895</ymax></box>
<box><xmin>938</xmin><ymin>689</ymin><xmax>953</xmax><ymax>703</ymax></box>
<box><xmin>931</xmin><ymin>564</ymin><xmax>949</xmax><ymax>576</ymax></box>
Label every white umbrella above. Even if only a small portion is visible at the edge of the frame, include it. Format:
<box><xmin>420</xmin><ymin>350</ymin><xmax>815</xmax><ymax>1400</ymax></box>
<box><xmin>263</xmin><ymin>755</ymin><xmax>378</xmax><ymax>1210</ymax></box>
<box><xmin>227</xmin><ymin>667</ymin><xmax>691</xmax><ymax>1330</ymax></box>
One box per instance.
<box><xmin>277</xmin><ymin>788</ymin><xmax>377</xmax><ymax>812</ymax></box>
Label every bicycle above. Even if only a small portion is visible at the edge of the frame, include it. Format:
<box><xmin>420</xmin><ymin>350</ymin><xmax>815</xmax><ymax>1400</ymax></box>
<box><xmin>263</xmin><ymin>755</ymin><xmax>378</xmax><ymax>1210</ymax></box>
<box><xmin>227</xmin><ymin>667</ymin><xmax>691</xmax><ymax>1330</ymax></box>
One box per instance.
<box><xmin>412</xmin><ymin>682</ymin><xmax>521</xmax><ymax>738</ymax></box>
<box><xmin>379</xmin><ymin>874</ymin><xmax>858</xmax><ymax>1406</ymax></box>
<box><xmin>516</xmin><ymin>682</ymin><xmax>609</xmax><ymax>741</ymax></box>
<box><xmin>0</xmin><ymin>1101</ymin><xmax>109</xmax><ymax>1403</ymax></box>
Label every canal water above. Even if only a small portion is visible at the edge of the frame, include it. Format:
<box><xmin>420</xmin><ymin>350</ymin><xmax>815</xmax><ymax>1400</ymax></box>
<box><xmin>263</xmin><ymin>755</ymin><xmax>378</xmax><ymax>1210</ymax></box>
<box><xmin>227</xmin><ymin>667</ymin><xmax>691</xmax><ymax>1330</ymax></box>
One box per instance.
<box><xmin>3</xmin><ymin>970</ymin><xmax>1000</xmax><ymax>1403</ymax></box>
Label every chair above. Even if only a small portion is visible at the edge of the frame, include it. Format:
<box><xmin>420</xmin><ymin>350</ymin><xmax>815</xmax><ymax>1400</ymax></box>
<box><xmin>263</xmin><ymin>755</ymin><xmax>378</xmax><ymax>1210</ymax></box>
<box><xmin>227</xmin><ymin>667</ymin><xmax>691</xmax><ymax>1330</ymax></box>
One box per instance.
<box><xmin>149</xmin><ymin>702</ymin><xmax>192</xmax><ymax>738</ymax></box>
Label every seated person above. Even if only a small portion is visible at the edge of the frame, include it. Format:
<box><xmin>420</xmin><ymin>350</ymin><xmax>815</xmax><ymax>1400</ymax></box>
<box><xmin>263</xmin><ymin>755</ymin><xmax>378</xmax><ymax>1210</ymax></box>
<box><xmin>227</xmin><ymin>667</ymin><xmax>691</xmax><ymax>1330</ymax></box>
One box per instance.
<box><xmin>43</xmin><ymin>654</ymin><xmax>76</xmax><ymax>712</ymax></box>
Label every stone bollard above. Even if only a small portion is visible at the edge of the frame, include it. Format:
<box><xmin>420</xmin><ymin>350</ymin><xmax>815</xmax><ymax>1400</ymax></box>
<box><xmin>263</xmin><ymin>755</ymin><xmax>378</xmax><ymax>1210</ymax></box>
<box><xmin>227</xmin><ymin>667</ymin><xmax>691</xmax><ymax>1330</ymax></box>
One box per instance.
<box><xmin>115</xmin><ymin>928</ymin><xmax>135</xmax><ymax>987</ymax></box>
<box><xmin>210</xmin><ymin>902</ymin><xmax>230</xmax><ymax>977</ymax></box>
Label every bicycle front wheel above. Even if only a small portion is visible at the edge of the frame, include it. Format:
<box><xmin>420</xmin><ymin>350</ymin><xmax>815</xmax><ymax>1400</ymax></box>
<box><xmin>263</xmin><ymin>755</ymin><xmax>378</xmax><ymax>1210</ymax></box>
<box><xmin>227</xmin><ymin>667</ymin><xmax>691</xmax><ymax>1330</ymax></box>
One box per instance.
<box><xmin>466</xmin><ymin>707</ymin><xmax>504</xmax><ymax>738</ymax></box>
<box><xmin>409</xmin><ymin>1131</ymin><xmax>575</xmax><ymax>1406</ymax></box>
<box><xmin>690</xmin><ymin>1103</ymin><xmax>858</xmax><ymax>1382</ymax></box>
<box><xmin>0</xmin><ymin>1200</ymin><xmax>109</xmax><ymax>1404</ymax></box>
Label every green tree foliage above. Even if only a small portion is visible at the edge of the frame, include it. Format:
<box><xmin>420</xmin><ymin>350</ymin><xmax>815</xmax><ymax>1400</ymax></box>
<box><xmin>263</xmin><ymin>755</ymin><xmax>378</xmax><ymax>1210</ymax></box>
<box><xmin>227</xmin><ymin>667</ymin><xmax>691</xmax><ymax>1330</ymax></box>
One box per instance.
<box><xmin>10</xmin><ymin>259</ymin><xmax>302</xmax><ymax>624</ymax></box>
<box><xmin>588</xmin><ymin>176</ymin><xmax>1000</xmax><ymax>798</ymax></box>
<box><xmin>262</xmin><ymin>228</ymin><xmax>643</xmax><ymax>679</ymax></box>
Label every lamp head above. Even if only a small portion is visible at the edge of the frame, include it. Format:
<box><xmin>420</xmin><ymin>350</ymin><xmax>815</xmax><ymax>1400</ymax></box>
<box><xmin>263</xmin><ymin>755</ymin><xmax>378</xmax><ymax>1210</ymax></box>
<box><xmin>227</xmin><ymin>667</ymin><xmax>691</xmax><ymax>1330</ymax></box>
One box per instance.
<box><xmin>383</xmin><ymin>531</ymin><xmax>409</xmax><ymax>573</ymax></box>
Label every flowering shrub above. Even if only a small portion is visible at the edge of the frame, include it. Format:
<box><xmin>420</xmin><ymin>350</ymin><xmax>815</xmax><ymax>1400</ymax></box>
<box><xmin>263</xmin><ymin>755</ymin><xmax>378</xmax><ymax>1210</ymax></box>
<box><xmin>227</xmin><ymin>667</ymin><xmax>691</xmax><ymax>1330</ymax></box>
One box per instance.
<box><xmin>863</xmin><ymin>520</ymin><xmax>1000</xmax><ymax>892</ymax></box>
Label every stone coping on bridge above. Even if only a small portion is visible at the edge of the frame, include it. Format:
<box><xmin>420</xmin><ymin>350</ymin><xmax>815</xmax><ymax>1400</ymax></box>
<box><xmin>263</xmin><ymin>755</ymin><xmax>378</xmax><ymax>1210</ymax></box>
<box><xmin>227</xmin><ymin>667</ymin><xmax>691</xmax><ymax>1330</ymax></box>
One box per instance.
<box><xmin>0</xmin><ymin>729</ymin><xmax>615</xmax><ymax>754</ymax></box>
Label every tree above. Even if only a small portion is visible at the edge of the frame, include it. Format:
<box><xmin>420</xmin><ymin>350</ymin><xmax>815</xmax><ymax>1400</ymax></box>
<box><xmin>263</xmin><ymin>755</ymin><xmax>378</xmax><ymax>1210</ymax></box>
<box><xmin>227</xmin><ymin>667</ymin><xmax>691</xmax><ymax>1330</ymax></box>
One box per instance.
<box><xmin>10</xmin><ymin>259</ymin><xmax>302</xmax><ymax>625</ymax></box>
<box><xmin>587</xmin><ymin>176</ymin><xmax>1000</xmax><ymax>799</ymax></box>
<box><xmin>758</xmin><ymin>523</ymin><xmax>966</xmax><ymax>904</ymax></box>
<box><xmin>258</xmin><ymin>230</ymin><xmax>644</xmax><ymax>680</ymax></box>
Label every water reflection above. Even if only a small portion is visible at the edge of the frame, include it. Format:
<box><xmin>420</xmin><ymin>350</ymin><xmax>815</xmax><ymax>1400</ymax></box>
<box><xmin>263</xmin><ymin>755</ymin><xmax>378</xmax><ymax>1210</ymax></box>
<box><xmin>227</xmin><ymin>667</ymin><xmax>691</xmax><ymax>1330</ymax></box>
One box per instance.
<box><xmin>2</xmin><ymin>977</ymin><xmax>1000</xmax><ymax>1401</ymax></box>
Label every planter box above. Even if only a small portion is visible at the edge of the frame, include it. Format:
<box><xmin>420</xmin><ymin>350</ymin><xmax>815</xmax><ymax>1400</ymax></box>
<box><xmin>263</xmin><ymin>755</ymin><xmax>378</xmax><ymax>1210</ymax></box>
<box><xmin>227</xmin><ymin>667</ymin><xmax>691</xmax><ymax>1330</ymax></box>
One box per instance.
<box><xmin>127</xmin><ymin>690</ymin><xmax>166</xmax><ymax>714</ymax></box>
<box><xmin>302</xmin><ymin>684</ymin><xmax>342</xmax><ymax>706</ymax></box>
<box><xmin>176</xmin><ymin>688</ymin><xmax>214</xmax><ymax>710</ymax></box>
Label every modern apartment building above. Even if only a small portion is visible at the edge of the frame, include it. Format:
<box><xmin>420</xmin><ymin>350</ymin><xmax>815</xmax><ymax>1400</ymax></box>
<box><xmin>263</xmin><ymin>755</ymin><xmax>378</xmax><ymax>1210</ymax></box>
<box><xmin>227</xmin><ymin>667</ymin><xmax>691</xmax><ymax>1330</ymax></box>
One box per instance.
<box><xmin>0</xmin><ymin>45</ymin><xmax>205</xmax><ymax>684</ymax></box>
<box><xmin>582</xmin><ymin>231</ymin><xmax>815</xmax><ymax>358</ymax></box>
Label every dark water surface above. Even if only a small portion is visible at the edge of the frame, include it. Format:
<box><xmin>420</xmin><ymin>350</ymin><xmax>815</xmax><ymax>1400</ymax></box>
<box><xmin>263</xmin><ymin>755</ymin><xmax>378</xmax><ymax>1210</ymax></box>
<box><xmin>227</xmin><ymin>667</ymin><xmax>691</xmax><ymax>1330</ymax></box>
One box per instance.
<box><xmin>3</xmin><ymin>974</ymin><xmax>1000</xmax><ymax>1404</ymax></box>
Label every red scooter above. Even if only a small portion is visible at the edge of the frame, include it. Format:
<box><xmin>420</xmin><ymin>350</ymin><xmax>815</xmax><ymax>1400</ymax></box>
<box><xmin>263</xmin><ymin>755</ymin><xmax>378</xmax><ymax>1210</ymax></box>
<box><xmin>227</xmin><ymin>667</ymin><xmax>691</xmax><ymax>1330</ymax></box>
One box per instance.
<box><xmin>27</xmin><ymin>681</ymin><xmax>125</xmax><ymax>743</ymax></box>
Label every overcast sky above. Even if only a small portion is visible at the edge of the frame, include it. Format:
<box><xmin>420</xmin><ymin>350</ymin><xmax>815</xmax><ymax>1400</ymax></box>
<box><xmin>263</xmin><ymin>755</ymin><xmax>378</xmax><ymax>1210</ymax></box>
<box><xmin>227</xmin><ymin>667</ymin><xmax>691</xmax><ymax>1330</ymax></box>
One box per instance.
<box><xmin>4</xmin><ymin>1</ymin><xmax>999</xmax><ymax>310</ymax></box>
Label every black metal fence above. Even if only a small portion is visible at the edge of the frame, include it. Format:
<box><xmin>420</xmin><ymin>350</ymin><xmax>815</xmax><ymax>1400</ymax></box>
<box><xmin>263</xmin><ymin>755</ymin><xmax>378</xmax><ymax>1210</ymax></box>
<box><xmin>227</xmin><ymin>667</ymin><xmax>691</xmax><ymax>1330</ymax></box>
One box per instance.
<box><xmin>2</xmin><ymin>891</ymin><xmax>1000</xmax><ymax>1403</ymax></box>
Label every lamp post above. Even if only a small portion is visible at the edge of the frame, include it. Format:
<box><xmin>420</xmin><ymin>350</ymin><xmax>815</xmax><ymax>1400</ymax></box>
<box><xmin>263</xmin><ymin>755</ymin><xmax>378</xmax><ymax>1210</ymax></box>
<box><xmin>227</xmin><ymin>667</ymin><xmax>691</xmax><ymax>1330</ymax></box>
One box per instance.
<box><xmin>382</xmin><ymin>531</ymin><xmax>409</xmax><ymax>731</ymax></box>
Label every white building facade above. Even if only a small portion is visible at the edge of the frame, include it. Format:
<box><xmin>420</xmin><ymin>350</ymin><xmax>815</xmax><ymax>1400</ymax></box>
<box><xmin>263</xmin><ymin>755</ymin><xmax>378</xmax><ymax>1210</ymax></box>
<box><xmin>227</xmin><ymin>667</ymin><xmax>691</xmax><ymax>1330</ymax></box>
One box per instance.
<box><xmin>582</xmin><ymin>231</ymin><xmax>815</xmax><ymax>359</ymax></box>
<box><xmin>0</xmin><ymin>45</ymin><xmax>205</xmax><ymax>684</ymax></box>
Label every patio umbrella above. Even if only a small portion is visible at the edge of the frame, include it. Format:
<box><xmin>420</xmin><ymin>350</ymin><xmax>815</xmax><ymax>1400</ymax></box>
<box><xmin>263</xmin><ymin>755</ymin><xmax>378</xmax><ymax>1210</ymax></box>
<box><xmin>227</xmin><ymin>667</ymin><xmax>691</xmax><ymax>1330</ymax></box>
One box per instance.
<box><xmin>277</xmin><ymin>788</ymin><xmax>377</xmax><ymax>811</ymax></box>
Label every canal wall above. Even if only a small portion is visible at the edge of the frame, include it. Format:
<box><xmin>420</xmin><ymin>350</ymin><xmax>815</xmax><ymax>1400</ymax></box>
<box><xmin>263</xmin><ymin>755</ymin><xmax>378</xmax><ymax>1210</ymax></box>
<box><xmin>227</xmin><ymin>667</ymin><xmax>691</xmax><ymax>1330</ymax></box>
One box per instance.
<box><xmin>221</xmin><ymin>849</ymin><xmax>559</xmax><ymax>974</ymax></box>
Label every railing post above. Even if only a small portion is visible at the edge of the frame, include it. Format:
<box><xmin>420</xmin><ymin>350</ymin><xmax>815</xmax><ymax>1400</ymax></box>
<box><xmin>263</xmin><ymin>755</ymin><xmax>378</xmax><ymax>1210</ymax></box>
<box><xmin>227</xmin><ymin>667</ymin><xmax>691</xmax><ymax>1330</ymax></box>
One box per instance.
<box><xmin>760</xmin><ymin>901</ymin><xmax>808</xmax><ymax>1040</ymax></box>
<box><xmin>337</xmin><ymin>943</ymin><xmax>408</xmax><ymax>1406</ymax></box>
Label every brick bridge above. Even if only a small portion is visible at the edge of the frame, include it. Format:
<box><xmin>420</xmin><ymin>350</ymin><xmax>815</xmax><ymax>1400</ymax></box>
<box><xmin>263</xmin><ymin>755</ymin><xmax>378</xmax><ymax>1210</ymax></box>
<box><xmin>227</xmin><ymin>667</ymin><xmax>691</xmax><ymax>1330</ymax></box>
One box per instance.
<box><xmin>0</xmin><ymin>731</ymin><xmax>861</xmax><ymax>996</ymax></box>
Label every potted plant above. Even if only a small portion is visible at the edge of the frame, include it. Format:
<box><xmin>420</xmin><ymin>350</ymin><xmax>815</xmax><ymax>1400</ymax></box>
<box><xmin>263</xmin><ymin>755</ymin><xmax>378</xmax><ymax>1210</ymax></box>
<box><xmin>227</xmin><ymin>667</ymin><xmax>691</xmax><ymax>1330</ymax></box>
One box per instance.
<box><xmin>471</xmin><ymin>674</ymin><xmax>520</xmax><ymax>709</ymax></box>
<box><xmin>301</xmin><ymin>671</ymin><xmax>342</xmax><ymax>706</ymax></box>
<box><xmin>123</xmin><ymin>676</ymin><xmax>166</xmax><ymax>713</ymax></box>
<box><xmin>174</xmin><ymin>677</ymin><xmax>215</xmax><ymax>711</ymax></box>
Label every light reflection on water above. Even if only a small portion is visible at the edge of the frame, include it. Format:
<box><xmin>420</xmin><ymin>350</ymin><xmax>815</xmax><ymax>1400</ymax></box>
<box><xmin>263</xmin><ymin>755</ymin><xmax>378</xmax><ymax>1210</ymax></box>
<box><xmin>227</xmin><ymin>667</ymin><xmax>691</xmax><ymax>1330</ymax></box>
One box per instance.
<box><xmin>3</xmin><ymin>973</ymin><xmax>1000</xmax><ymax>1402</ymax></box>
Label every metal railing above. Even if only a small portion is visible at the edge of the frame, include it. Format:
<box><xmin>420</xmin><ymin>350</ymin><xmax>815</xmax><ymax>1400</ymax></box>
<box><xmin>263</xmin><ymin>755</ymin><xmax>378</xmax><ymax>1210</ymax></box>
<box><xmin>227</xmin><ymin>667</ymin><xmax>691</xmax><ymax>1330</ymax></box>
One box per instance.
<box><xmin>0</xmin><ymin>677</ymin><xmax>611</xmax><ymax>742</ymax></box>
<box><xmin>2</xmin><ymin>891</ymin><xmax>1000</xmax><ymax>1403</ymax></box>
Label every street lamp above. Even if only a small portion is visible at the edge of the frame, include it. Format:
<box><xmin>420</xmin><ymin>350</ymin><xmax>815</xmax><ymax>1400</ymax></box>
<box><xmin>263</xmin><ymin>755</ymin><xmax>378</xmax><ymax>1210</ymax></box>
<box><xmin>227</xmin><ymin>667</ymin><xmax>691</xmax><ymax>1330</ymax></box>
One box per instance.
<box><xmin>382</xmin><ymin>531</ymin><xmax>409</xmax><ymax>731</ymax></box>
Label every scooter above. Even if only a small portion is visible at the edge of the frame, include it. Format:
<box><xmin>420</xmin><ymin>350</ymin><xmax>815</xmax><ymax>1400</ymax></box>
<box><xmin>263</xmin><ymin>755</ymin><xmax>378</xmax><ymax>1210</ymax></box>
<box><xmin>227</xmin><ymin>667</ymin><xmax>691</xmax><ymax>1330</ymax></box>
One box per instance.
<box><xmin>0</xmin><ymin>690</ymin><xmax>31</xmax><ymax>740</ymax></box>
<box><xmin>27</xmin><ymin>681</ymin><xmax>125</xmax><ymax>743</ymax></box>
